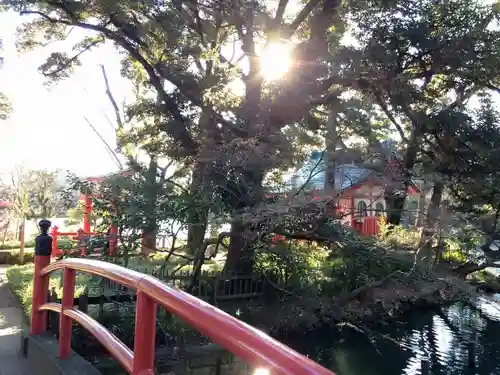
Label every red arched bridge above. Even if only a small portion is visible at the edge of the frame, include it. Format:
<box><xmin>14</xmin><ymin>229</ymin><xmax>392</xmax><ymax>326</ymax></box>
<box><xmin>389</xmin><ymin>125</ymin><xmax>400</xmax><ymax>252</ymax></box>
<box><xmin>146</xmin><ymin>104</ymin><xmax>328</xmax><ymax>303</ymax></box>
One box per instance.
<box><xmin>30</xmin><ymin>254</ymin><xmax>336</xmax><ymax>375</ymax></box>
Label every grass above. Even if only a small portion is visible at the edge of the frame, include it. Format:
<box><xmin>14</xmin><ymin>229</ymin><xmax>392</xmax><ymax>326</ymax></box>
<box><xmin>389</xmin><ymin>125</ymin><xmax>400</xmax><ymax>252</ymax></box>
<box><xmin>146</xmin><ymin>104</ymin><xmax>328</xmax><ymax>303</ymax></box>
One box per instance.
<box><xmin>441</xmin><ymin>248</ymin><xmax>468</xmax><ymax>264</ymax></box>
<box><xmin>6</xmin><ymin>264</ymin><xmax>92</xmax><ymax>318</ymax></box>
<box><xmin>5</xmin><ymin>248</ymin><xmax>35</xmax><ymax>264</ymax></box>
<box><xmin>123</xmin><ymin>251</ymin><xmax>223</xmax><ymax>275</ymax></box>
<box><xmin>5</xmin><ymin>251</ymin><xmax>222</xmax><ymax>318</ymax></box>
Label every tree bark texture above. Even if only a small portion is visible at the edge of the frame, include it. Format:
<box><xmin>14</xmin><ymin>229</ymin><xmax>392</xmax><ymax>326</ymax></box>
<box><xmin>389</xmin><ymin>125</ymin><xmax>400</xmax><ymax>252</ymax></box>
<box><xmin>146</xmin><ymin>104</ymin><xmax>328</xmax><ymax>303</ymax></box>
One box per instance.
<box><xmin>141</xmin><ymin>159</ymin><xmax>158</xmax><ymax>255</ymax></box>
<box><xmin>415</xmin><ymin>178</ymin><xmax>444</xmax><ymax>271</ymax></box>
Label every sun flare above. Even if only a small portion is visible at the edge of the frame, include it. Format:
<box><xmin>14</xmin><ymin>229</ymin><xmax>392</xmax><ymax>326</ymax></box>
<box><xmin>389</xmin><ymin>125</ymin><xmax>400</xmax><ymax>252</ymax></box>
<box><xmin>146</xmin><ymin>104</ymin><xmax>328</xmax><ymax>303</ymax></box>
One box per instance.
<box><xmin>259</xmin><ymin>43</ymin><xmax>293</xmax><ymax>81</ymax></box>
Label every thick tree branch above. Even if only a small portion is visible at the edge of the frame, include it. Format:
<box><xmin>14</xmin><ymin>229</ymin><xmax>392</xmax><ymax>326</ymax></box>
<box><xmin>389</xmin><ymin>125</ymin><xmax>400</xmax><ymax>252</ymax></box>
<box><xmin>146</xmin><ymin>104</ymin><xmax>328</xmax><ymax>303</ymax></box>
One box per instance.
<box><xmin>371</xmin><ymin>88</ymin><xmax>408</xmax><ymax>143</ymax></box>
<box><xmin>284</xmin><ymin>0</ymin><xmax>322</xmax><ymax>38</ymax></box>
<box><xmin>21</xmin><ymin>9</ymin><xmax>199</xmax><ymax>155</ymax></box>
<box><xmin>42</xmin><ymin>37</ymin><xmax>103</xmax><ymax>78</ymax></box>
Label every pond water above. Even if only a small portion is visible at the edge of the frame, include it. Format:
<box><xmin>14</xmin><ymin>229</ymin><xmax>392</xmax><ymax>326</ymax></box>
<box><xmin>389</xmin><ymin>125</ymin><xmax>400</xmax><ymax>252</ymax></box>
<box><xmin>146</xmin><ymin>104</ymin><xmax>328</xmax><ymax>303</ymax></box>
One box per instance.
<box><xmin>285</xmin><ymin>297</ymin><xmax>500</xmax><ymax>375</ymax></box>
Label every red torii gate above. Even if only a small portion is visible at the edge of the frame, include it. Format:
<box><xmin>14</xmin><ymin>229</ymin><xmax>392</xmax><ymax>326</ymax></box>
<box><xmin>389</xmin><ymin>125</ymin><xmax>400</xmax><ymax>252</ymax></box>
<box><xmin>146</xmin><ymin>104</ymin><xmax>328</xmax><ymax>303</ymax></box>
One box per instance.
<box><xmin>82</xmin><ymin>170</ymin><xmax>134</xmax><ymax>255</ymax></box>
<box><xmin>51</xmin><ymin>170</ymin><xmax>134</xmax><ymax>258</ymax></box>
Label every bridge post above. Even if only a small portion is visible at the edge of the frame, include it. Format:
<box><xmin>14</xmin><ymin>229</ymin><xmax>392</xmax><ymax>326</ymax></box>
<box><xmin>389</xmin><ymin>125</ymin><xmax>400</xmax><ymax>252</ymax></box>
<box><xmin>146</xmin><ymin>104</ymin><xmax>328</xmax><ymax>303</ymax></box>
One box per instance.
<box><xmin>59</xmin><ymin>268</ymin><xmax>76</xmax><ymax>358</ymax></box>
<box><xmin>50</xmin><ymin>226</ymin><xmax>59</xmax><ymax>260</ymax></box>
<box><xmin>132</xmin><ymin>292</ymin><xmax>157</xmax><ymax>375</ymax></box>
<box><xmin>31</xmin><ymin>254</ymin><xmax>51</xmax><ymax>334</ymax></box>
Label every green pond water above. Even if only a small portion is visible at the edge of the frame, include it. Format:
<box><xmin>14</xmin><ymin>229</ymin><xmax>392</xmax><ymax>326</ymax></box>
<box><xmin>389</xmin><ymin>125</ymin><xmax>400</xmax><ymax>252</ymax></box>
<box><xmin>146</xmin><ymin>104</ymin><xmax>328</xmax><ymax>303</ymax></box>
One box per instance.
<box><xmin>91</xmin><ymin>296</ymin><xmax>500</xmax><ymax>375</ymax></box>
<box><xmin>285</xmin><ymin>297</ymin><xmax>500</xmax><ymax>375</ymax></box>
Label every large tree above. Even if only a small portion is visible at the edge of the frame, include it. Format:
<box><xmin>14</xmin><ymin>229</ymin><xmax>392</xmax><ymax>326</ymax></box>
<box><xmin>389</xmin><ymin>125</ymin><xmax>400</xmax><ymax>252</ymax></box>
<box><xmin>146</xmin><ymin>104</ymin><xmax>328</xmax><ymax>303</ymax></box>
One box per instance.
<box><xmin>5</xmin><ymin>0</ymin><xmax>346</xmax><ymax>274</ymax></box>
<box><xmin>326</xmin><ymin>0</ymin><xmax>500</xmax><ymax>225</ymax></box>
<box><xmin>7</xmin><ymin>0</ymin><xmax>500</xmax><ymax>275</ymax></box>
<box><xmin>438</xmin><ymin>95</ymin><xmax>500</xmax><ymax>276</ymax></box>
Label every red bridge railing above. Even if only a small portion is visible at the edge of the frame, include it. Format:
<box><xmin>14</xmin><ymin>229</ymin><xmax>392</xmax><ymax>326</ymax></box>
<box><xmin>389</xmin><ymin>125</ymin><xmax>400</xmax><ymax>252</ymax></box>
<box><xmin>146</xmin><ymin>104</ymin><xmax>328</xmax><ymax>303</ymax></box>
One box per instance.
<box><xmin>31</xmin><ymin>255</ymin><xmax>335</xmax><ymax>375</ymax></box>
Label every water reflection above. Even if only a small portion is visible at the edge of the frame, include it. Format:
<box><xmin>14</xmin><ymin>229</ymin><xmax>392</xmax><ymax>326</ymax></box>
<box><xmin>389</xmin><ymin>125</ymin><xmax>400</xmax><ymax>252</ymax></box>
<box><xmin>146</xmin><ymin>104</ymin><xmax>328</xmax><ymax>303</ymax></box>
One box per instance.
<box><xmin>286</xmin><ymin>298</ymin><xmax>500</xmax><ymax>375</ymax></box>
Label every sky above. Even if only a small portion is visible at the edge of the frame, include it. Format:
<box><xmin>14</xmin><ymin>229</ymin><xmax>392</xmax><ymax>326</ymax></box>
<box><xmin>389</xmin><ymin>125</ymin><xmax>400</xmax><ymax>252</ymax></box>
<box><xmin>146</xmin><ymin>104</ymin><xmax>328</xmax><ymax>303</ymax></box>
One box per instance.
<box><xmin>0</xmin><ymin>11</ymin><xmax>129</xmax><ymax>179</ymax></box>
<box><xmin>0</xmin><ymin>2</ymin><xmax>305</xmax><ymax>180</ymax></box>
<box><xmin>0</xmin><ymin>3</ymin><xmax>498</xmax><ymax>180</ymax></box>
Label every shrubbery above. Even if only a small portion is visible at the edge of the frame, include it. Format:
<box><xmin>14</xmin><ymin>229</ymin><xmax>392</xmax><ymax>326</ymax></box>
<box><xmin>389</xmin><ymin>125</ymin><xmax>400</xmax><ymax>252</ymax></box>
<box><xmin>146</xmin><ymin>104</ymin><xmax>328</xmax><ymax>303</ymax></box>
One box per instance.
<box><xmin>0</xmin><ymin>238</ymin><xmax>75</xmax><ymax>265</ymax></box>
<box><xmin>0</xmin><ymin>239</ymin><xmax>36</xmax><ymax>250</ymax></box>
<box><xmin>255</xmin><ymin>239</ymin><xmax>330</xmax><ymax>294</ymax></box>
<box><xmin>6</xmin><ymin>249</ymin><xmax>35</xmax><ymax>264</ymax></box>
<box><xmin>378</xmin><ymin>215</ymin><xmax>421</xmax><ymax>249</ymax></box>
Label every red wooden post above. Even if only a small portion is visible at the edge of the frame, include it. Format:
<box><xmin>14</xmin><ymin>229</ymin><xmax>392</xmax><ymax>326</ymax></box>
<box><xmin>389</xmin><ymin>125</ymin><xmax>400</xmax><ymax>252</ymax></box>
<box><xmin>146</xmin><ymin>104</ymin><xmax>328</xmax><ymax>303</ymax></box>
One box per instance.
<box><xmin>50</xmin><ymin>226</ymin><xmax>59</xmax><ymax>260</ymax></box>
<box><xmin>59</xmin><ymin>268</ymin><xmax>76</xmax><ymax>358</ymax></box>
<box><xmin>83</xmin><ymin>195</ymin><xmax>93</xmax><ymax>234</ymax></box>
<box><xmin>31</xmin><ymin>254</ymin><xmax>51</xmax><ymax>334</ymax></box>
<box><xmin>132</xmin><ymin>292</ymin><xmax>157</xmax><ymax>375</ymax></box>
<box><xmin>349</xmin><ymin>197</ymin><xmax>356</xmax><ymax>228</ymax></box>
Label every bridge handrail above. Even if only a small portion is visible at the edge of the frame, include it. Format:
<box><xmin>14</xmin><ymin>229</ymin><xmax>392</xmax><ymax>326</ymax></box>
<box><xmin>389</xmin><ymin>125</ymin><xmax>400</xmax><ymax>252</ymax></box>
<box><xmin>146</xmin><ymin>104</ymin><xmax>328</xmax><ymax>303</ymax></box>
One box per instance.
<box><xmin>31</xmin><ymin>256</ymin><xmax>335</xmax><ymax>375</ymax></box>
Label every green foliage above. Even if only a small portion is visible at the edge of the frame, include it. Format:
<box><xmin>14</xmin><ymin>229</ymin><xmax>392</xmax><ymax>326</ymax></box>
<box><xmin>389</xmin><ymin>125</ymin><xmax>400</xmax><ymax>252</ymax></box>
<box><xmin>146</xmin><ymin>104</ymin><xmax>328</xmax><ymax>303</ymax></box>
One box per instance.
<box><xmin>255</xmin><ymin>240</ymin><xmax>330</xmax><ymax>292</ymax></box>
<box><xmin>5</xmin><ymin>264</ymin><xmax>63</xmax><ymax>318</ymax></box>
<box><xmin>379</xmin><ymin>225</ymin><xmax>421</xmax><ymax>249</ymax></box>
<box><xmin>443</xmin><ymin>95</ymin><xmax>500</xmax><ymax>218</ymax></box>
<box><xmin>442</xmin><ymin>248</ymin><xmax>468</xmax><ymax>264</ymax></box>
<box><xmin>64</xmin><ymin>201</ymin><xmax>97</xmax><ymax>227</ymax></box>
<box><xmin>0</xmin><ymin>239</ymin><xmax>35</xmax><ymax>250</ymax></box>
<box><xmin>5</xmin><ymin>248</ymin><xmax>35</xmax><ymax>264</ymax></box>
<box><xmin>4</xmin><ymin>167</ymin><xmax>67</xmax><ymax>221</ymax></box>
<box><xmin>0</xmin><ymin>92</ymin><xmax>12</xmax><ymax>120</ymax></box>
<box><xmin>442</xmin><ymin>224</ymin><xmax>485</xmax><ymax>264</ymax></box>
<box><xmin>6</xmin><ymin>265</ymin><xmax>35</xmax><ymax>317</ymax></box>
<box><xmin>6</xmin><ymin>264</ymin><xmax>97</xmax><ymax>318</ymax></box>
<box><xmin>6</xmin><ymin>0</ymin><xmax>500</xmax><ymax>279</ymax></box>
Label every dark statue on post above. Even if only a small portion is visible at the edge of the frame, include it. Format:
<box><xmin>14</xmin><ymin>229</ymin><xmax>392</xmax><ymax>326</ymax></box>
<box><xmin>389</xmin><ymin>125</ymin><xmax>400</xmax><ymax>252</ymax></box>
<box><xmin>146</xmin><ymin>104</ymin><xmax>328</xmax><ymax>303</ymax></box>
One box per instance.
<box><xmin>35</xmin><ymin>219</ymin><xmax>53</xmax><ymax>256</ymax></box>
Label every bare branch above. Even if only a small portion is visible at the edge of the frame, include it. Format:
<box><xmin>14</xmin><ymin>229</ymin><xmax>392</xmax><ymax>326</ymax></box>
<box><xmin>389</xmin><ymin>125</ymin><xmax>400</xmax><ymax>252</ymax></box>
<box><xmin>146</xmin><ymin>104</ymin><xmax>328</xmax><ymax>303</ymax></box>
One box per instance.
<box><xmin>83</xmin><ymin>117</ymin><xmax>123</xmax><ymax>170</ymax></box>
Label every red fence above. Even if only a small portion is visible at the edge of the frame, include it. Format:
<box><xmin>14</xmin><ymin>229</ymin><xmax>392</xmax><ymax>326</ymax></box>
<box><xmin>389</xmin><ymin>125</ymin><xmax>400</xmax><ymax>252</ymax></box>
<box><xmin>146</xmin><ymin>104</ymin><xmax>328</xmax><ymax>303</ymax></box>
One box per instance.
<box><xmin>31</xmin><ymin>255</ymin><xmax>336</xmax><ymax>375</ymax></box>
<box><xmin>50</xmin><ymin>226</ymin><xmax>118</xmax><ymax>258</ymax></box>
<box><xmin>362</xmin><ymin>216</ymin><xmax>380</xmax><ymax>236</ymax></box>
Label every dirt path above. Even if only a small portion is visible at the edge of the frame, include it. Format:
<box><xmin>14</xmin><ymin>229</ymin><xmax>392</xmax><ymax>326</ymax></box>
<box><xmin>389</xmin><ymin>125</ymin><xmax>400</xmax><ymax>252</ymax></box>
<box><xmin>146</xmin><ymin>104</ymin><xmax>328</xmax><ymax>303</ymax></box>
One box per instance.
<box><xmin>0</xmin><ymin>265</ymin><xmax>36</xmax><ymax>375</ymax></box>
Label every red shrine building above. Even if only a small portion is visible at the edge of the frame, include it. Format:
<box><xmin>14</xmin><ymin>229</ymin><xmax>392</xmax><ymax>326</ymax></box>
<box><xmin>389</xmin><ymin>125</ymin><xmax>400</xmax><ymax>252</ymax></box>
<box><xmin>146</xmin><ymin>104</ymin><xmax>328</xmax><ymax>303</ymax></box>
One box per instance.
<box><xmin>283</xmin><ymin>151</ymin><xmax>422</xmax><ymax>236</ymax></box>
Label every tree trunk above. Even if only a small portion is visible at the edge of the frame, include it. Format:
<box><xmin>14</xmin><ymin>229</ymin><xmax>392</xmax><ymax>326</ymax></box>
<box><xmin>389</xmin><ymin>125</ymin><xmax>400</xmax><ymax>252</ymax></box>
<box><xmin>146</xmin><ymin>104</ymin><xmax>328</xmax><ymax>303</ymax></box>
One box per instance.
<box><xmin>141</xmin><ymin>159</ymin><xmax>158</xmax><ymax>255</ymax></box>
<box><xmin>186</xmin><ymin>168</ymin><xmax>208</xmax><ymax>256</ymax></box>
<box><xmin>223</xmin><ymin>172</ymin><xmax>264</xmax><ymax>275</ymax></box>
<box><xmin>384</xmin><ymin>194</ymin><xmax>406</xmax><ymax>226</ymax></box>
<box><xmin>324</xmin><ymin>108</ymin><xmax>337</xmax><ymax>195</ymax></box>
<box><xmin>186</xmin><ymin>105</ymin><xmax>217</xmax><ymax>256</ymax></box>
<box><xmin>2</xmin><ymin>217</ymin><xmax>10</xmax><ymax>245</ymax></box>
<box><xmin>223</xmin><ymin>219</ymin><xmax>254</xmax><ymax>275</ymax></box>
<box><xmin>416</xmin><ymin>178</ymin><xmax>444</xmax><ymax>271</ymax></box>
<box><xmin>416</xmin><ymin>179</ymin><xmax>429</xmax><ymax>227</ymax></box>
<box><xmin>454</xmin><ymin>262</ymin><xmax>489</xmax><ymax>278</ymax></box>
<box><xmin>19</xmin><ymin>218</ymin><xmax>25</xmax><ymax>264</ymax></box>
<box><xmin>385</xmin><ymin>126</ymin><xmax>420</xmax><ymax>226</ymax></box>
<box><xmin>186</xmin><ymin>164</ymin><xmax>209</xmax><ymax>257</ymax></box>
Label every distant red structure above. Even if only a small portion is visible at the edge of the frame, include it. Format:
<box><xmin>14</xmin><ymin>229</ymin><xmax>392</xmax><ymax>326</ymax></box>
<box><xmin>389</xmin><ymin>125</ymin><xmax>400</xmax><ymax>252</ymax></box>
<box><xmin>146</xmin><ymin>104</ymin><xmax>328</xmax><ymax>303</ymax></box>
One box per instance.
<box><xmin>266</xmin><ymin>164</ymin><xmax>420</xmax><ymax>237</ymax></box>
<box><xmin>51</xmin><ymin>171</ymin><xmax>133</xmax><ymax>258</ymax></box>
